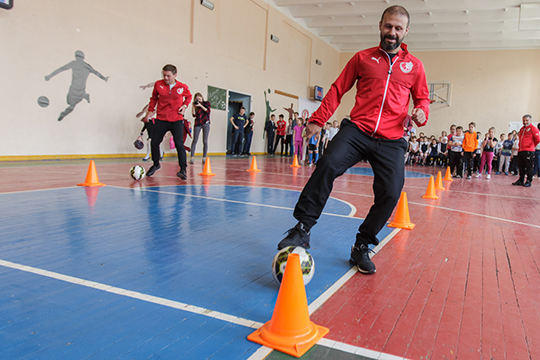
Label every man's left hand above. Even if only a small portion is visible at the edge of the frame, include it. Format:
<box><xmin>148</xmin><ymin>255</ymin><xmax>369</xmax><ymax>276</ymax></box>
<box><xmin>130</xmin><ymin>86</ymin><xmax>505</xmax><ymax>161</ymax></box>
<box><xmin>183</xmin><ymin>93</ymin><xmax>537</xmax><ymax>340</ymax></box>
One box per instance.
<box><xmin>411</xmin><ymin>108</ymin><xmax>426</xmax><ymax>126</ymax></box>
<box><xmin>178</xmin><ymin>106</ymin><xmax>186</xmax><ymax>115</ymax></box>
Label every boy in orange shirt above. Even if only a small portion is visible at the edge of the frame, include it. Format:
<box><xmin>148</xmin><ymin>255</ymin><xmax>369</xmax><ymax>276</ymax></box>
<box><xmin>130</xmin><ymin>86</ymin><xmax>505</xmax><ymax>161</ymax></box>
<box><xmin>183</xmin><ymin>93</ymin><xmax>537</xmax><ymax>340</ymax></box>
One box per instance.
<box><xmin>463</xmin><ymin>122</ymin><xmax>479</xmax><ymax>179</ymax></box>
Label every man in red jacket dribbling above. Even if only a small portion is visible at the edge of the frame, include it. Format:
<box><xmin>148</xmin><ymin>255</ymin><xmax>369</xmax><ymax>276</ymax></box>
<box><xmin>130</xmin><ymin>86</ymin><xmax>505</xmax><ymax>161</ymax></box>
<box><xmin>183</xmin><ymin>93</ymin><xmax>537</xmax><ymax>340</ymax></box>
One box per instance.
<box><xmin>144</xmin><ymin>64</ymin><xmax>192</xmax><ymax>179</ymax></box>
<box><xmin>277</xmin><ymin>5</ymin><xmax>431</xmax><ymax>274</ymax></box>
<box><xmin>512</xmin><ymin>114</ymin><xmax>540</xmax><ymax>187</ymax></box>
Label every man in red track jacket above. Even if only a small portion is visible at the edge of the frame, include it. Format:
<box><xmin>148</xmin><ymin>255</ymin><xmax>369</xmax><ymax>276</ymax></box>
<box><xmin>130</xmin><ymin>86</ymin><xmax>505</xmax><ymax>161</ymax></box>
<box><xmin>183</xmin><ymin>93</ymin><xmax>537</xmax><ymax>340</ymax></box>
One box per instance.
<box><xmin>145</xmin><ymin>64</ymin><xmax>192</xmax><ymax>179</ymax></box>
<box><xmin>277</xmin><ymin>6</ymin><xmax>430</xmax><ymax>274</ymax></box>
<box><xmin>512</xmin><ymin>114</ymin><xmax>540</xmax><ymax>187</ymax></box>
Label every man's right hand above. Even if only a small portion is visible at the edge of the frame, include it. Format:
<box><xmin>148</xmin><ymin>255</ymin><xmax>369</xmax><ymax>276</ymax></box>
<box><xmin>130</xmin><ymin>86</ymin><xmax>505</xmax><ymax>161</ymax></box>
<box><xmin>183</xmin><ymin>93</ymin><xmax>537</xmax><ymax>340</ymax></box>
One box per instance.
<box><xmin>305</xmin><ymin>122</ymin><xmax>322</xmax><ymax>139</ymax></box>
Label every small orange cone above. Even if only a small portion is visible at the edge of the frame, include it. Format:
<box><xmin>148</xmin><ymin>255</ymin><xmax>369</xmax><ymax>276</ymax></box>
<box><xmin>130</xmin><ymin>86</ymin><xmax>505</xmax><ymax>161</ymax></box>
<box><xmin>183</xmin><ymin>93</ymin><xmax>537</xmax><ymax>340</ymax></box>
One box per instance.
<box><xmin>246</xmin><ymin>156</ymin><xmax>261</xmax><ymax>172</ymax></box>
<box><xmin>290</xmin><ymin>155</ymin><xmax>301</xmax><ymax>168</ymax></box>
<box><xmin>435</xmin><ymin>171</ymin><xmax>445</xmax><ymax>190</ymax></box>
<box><xmin>422</xmin><ymin>176</ymin><xmax>439</xmax><ymax>200</ymax></box>
<box><xmin>443</xmin><ymin>166</ymin><xmax>453</xmax><ymax>182</ymax></box>
<box><xmin>388</xmin><ymin>192</ymin><xmax>415</xmax><ymax>230</ymax></box>
<box><xmin>198</xmin><ymin>157</ymin><xmax>216</xmax><ymax>176</ymax></box>
<box><xmin>248</xmin><ymin>253</ymin><xmax>329</xmax><ymax>357</ymax></box>
<box><xmin>77</xmin><ymin>160</ymin><xmax>106</xmax><ymax>187</ymax></box>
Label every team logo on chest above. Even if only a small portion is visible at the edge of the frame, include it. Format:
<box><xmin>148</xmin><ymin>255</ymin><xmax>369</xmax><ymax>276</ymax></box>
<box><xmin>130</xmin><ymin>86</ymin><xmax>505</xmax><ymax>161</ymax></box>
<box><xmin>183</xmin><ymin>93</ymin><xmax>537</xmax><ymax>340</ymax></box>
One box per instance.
<box><xmin>400</xmin><ymin>61</ymin><xmax>413</xmax><ymax>73</ymax></box>
<box><xmin>177</xmin><ymin>88</ymin><xmax>184</xmax><ymax>94</ymax></box>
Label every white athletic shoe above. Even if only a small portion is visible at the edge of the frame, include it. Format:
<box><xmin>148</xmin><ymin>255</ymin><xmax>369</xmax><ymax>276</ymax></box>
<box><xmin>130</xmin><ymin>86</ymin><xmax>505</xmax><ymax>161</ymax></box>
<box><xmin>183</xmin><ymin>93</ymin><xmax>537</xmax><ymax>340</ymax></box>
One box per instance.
<box><xmin>487</xmin><ymin>174</ymin><xmax>491</xmax><ymax>179</ymax></box>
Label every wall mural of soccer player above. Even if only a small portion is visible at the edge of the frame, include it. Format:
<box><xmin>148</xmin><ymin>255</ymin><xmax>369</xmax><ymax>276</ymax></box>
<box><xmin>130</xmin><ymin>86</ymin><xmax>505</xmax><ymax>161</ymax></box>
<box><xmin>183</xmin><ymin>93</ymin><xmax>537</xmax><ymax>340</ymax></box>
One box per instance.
<box><xmin>263</xmin><ymin>89</ymin><xmax>276</xmax><ymax>138</ymax></box>
<box><xmin>44</xmin><ymin>50</ymin><xmax>109</xmax><ymax>121</ymax></box>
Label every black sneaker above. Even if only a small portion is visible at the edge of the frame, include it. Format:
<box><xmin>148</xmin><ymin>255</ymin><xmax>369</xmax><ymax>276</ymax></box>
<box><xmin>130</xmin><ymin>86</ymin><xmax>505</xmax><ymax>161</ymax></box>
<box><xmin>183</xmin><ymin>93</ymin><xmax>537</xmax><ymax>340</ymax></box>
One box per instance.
<box><xmin>512</xmin><ymin>180</ymin><xmax>524</xmax><ymax>186</ymax></box>
<box><xmin>277</xmin><ymin>223</ymin><xmax>311</xmax><ymax>250</ymax></box>
<box><xmin>177</xmin><ymin>170</ymin><xmax>187</xmax><ymax>180</ymax></box>
<box><xmin>146</xmin><ymin>164</ymin><xmax>161</xmax><ymax>177</ymax></box>
<box><xmin>349</xmin><ymin>244</ymin><xmax>376</xmax><ymax>274</ymax></box>
<box><xmin>523</xmin><ymin>180</ymin><xmax>532</xmax><ymax>187</ymax></box>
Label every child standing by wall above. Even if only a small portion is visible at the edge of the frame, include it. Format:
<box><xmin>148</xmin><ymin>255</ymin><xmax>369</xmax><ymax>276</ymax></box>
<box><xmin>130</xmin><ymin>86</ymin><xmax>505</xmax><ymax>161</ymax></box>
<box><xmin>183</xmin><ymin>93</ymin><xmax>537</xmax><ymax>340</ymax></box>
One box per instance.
<box><xmin>462</xmin><ymin>122</ymin><xmax>479</xmax><ymax>179</ymax></box>
<box><xmin>449</xmin><ymin>126</ymin><xmax>465</xmax><ymax>178</ymax></box>
<box><xmin>307</xmin><ymin>132</ymin><xmax>320</xmax><ymax>166</ymax></box>
<box><xmin>293</xmin><ymin>118</ymin><xmax>305</xmax><ymax>162</ymax></box>
<box><xmin>510</xmin><ymin>133</ymin><xmax>520</xmax><ymax>175</ymax></box>
<box><xmin>477</xmin><ymin>127</ymin><xmax>498</xmax><ymax>179</ymax></box>
<box><xmin>498</xmin><ymin>133</ymin><xmax>513</xmax><ymax>175</ymax></box>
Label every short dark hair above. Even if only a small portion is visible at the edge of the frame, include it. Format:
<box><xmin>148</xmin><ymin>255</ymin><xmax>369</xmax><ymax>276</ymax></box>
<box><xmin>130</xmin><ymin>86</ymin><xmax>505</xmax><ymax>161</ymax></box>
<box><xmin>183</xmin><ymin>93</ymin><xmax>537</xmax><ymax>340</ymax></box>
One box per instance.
<box><xmin>523</xmin><ymin>114</ymin><xmax>532</xmax><ymax>119</ymax></box>
<box><xmin>162</xmin><ymin>64</ymin><xmax>177</xmax><ymax>74</ymax></box>
<box><xmin>240</xmin><ymin>107</ymin><xmax>246</xmax><ymax>110</ymax></box>
<box><xmin>279</xmin><ymin>114</ymin><xmax>284</xmax><ymax>118</ymax></box>
<box><xmin>381</xmin><ymin>5</ymin><xmax>410</xmax><ymax>27</ymax></box>
<box><xmin>456</xmin><ymin>126</ymin><xmax>463</xmax><ymax>131</ymax></box>
<box><xmin>469</xmin><ymin>122</ymin><xmax>476</xmax><ymax>127</ymax></box>
<box><xmin>271</xmin><ymin>114</ymin><xmax>275</xmax><ymax>117</ymax></box>
<box><xmin>249</xmin><ymin>112</ymin><xmax>255</xmax><ymax>116</ymax></box>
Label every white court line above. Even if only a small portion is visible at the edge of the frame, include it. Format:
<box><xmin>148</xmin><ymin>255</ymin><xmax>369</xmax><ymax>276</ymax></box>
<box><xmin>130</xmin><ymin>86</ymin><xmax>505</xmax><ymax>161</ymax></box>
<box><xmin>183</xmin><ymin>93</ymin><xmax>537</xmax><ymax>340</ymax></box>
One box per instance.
<box><xmin>0</xmin><ymin>259</ymin><xmax>264</xmax><ymax>330</ymax></box>
<box><xmin>0</xmin><ymin>186</ymin><xmax>78</xmax><ymax>195</ymax></box>
<box><xmin>122</xmin><ymin>186</ymin><xmax>358</xmax><ymax>219</ymax></box>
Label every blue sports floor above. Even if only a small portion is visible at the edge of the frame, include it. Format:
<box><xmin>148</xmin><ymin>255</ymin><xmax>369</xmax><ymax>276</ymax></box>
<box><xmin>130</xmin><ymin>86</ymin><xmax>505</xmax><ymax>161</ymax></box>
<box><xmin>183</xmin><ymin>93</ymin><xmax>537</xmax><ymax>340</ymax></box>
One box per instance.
<box><xmin>0</xmin><ymin>182</ymin><xmax>393</xmax><ymax>359</ymax></box>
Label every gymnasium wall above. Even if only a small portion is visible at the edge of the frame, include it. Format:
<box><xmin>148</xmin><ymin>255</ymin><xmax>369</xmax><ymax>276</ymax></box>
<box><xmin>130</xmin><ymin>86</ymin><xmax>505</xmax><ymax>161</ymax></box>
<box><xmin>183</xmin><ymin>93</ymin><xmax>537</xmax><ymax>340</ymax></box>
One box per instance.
<box><xmin>336</xmin><ymin>48</ymin><xmax>540</xmax><ymax>137</ymax></box>
<box><xmin>0</xmin><ymin>0</ymin><xmax>340</xmax><ymax>159</ymax></box>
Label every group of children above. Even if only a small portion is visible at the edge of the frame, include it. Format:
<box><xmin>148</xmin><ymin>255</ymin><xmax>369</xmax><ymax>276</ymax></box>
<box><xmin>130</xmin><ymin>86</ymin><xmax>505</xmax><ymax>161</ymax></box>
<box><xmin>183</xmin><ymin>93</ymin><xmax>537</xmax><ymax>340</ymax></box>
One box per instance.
<box><xmin>291</xmin><ymin>118</ymin><xmax>339</xmax><ymax>166</ymax></box>
<box><xmin>407</xmin><ymin>121</ymin><xmax>540</xmax><ymax>181</ymax></box>
<box><xmin>266</xmin><ymin>114</ymin><xmax>340</xmax><ymax>166</ymax></box>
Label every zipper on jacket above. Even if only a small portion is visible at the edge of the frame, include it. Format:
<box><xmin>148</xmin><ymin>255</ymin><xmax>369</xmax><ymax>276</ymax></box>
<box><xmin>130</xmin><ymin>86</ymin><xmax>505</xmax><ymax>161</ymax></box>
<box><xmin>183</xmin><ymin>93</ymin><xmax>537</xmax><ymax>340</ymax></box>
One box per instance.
<box><xmin>372</xmin><ymin>51</ymin><xmax>398</xmax><ymax>137</ymax></box>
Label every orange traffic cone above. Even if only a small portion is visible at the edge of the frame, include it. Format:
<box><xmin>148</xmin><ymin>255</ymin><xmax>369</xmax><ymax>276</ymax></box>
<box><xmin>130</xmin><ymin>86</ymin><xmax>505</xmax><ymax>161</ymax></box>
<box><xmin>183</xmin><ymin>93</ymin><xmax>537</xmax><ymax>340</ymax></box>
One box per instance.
<box><xmin>443</xmin><ymin>166</ymin><xmax>453</xmax><ymax>182</ymax></box>
<box><xmin>388</xmin><ymin>192</ymin><xmax>415</xmax><ymax>230</ymax></box>
<box><xmin>198</xmin><ymin>157</ymin><xmax>216</xmax><ymax>176</ymax></box>
<box><xmin>435</xmin><ymin>171</ymin><xmax>445</xmax><ymax>190</ymax></box>
<box><xmin>246</xmin><ymin>156</ymin><xmax>261</xmax><ymax>172</ymax></box>
<box><xmin>248</xmin><ymin>253</ymin><xmax>329</xmax><ymax>357</ymax></box>
<box><xmin>77</xmin><ymin>160</ymin><xmax>106</xmax><ymax>187</ymax></box>
<box><xmin>422</xmin><ymin>176</ymin><xmax>439</xmax><ymax>199</ymax></box>
<box><xmin>290</xmin><ymin>155</ymin><xmax>301</xmax><ymax>168</ymax></box>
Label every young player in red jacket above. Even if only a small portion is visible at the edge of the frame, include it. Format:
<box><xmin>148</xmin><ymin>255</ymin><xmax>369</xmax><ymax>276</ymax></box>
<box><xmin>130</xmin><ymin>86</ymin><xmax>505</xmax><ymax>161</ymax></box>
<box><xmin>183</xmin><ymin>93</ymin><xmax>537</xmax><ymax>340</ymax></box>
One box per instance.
<box><xmin>144</xmin><ymin>64</ymin><xmax>192</xmax><ymax>179</ymax></box>
<box><xmin>277</xmin><ymin>6</ymin><xmax>430</xmax><ymax>274</ymax></box>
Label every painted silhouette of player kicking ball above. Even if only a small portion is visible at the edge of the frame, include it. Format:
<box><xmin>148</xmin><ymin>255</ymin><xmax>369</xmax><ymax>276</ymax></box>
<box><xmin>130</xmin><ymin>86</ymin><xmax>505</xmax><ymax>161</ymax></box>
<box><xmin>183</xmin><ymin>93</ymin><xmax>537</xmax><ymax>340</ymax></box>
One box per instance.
<box><xmin>45</xmin><ymin>50</ymin><xmax>109</xmax><ymax>121</ymax></box>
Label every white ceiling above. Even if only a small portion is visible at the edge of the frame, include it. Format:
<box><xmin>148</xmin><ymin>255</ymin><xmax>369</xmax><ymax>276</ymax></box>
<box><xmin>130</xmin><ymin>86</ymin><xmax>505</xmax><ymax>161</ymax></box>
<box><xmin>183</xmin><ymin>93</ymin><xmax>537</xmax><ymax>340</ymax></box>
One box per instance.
<box><xmin>272</xmin><ymin>0</ymin><xmax>540</xmax><ymax>52</ymax></box>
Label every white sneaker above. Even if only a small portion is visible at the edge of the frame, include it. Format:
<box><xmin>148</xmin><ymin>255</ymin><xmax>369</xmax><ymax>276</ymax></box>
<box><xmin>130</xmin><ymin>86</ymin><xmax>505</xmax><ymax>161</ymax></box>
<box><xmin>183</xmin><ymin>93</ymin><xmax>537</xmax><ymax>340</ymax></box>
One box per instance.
<box><xmin>475</xmin><ymin>173</ymin><xmax>482</xmax><ymax>178</ymax></box>
<box><xmin>189</xmin><ymin>157</ymin><xmax>195</xmax><ymax>164</ymax></box>
<box><xmin>487</xmin><ymin>174</ymin><xmax>491</xmax><ymax>179</ymax></box>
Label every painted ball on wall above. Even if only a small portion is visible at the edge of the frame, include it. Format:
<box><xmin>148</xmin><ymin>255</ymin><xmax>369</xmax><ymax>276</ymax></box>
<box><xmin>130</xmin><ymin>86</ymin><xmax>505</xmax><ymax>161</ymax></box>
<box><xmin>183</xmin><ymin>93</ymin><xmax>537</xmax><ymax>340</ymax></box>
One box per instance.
<box><xmin>37</xmin><ymin>96</ymin><xmax>50</xmax><ymax>108</ymax></box>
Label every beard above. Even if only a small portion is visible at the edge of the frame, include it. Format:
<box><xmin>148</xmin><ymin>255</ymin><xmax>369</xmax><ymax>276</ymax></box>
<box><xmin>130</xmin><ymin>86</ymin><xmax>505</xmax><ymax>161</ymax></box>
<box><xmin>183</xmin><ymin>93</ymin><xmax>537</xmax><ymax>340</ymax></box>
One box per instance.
<box><xmin>380</xmin><ymin>33</ymin><xmax>403</xmax><ymax>52</ymax></box>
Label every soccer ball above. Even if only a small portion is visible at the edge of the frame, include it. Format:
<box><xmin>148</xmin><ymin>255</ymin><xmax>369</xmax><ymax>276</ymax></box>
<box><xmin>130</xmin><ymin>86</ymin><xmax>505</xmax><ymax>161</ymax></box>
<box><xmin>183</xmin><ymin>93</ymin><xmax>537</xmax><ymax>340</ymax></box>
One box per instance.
<box><xmin>272</xmin><ymin>246</ymin><xmax>315</xmax><ymax>285</ymax></box>
<box><xmin>130</xmin><ymin>165</ymin><xmax>146</xmax><ymax>180</ymax></box>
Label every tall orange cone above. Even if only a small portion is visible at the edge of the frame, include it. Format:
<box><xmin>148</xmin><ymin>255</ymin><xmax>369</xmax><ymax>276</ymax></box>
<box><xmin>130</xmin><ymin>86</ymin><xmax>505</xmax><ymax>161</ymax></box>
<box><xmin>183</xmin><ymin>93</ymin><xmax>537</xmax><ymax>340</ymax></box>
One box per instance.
<box><xmin>290</xmin><ymin>155</ymin><xmax>301</xmax><ymax>168</ymax></box>
<box><xmin>422</xmin><ymin>176</ymin><xmax>439</xmax><ymax>199</ymax></box>
<box><xmin>443</xmin><ymin>166</ymin><xmax>453</xmax><ymax>182</ymax></box>
<box><xmin>388</xmin><ymin>192</ymin><xmax>415</xmax><ymax>230</ymax></box>
<box><xmin>248</xmin><ymin>253</ymin><xmax>329</xmax><ymax>357</ymax></box>
<box><xmin>198</xmin><ymin>157</ymin><xmax>216</xmax><ymax>176</ymax></box>
<box><xmin>435</xmin><ymin>171</ymin><xmax>445</xmax><ymax>190</ymax></box>
<box><xmin>77</xmin><ymin>160</ymin><xmax>106</xmax><ymax>187</ymax></box>
<box><xmin>246</xmin><ymin>156</ymin><xmax>261</xmax><ymax>172</ymax></box>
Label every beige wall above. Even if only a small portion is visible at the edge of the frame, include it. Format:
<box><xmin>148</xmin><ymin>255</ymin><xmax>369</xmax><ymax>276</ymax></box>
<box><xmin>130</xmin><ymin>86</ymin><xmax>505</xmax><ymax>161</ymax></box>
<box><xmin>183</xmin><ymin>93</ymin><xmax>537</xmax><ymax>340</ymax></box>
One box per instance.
<box><xmin>0</xmin><ymin>0</ymin><xmax>340</xmax><ymax>158</ymax></box>
<box><xmin>337</xmin><ymin>48</ymin><xmax>540</xmax><ymax>137</ymax></box>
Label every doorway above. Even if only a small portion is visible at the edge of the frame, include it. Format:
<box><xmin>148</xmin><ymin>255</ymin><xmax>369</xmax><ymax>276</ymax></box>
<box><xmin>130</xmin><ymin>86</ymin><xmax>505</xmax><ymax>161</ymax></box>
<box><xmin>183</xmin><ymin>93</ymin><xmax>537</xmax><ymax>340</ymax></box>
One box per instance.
<box><xmin>227</xmin><ymin>91</ymin><xmax>251</xmax><ymax>154</ymax></box>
